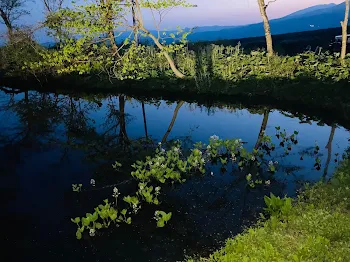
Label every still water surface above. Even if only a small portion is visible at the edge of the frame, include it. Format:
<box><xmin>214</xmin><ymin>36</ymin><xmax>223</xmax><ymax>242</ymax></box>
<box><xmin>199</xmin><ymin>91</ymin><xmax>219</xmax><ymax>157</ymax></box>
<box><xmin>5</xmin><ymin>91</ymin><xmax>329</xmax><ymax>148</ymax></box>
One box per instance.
<box><xmin>1</xmin><ymin>90</ymin><xmax>349</xmax><ymax>261</ymax></box>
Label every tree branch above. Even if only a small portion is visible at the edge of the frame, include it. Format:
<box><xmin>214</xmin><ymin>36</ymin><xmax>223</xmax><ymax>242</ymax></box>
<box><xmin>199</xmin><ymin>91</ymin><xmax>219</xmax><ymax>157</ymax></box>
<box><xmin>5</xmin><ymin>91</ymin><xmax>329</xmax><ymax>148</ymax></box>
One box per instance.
<box><xmin>264</xmin><ymin>0</ymin><xmax>277</xmax><ymax>9</ymax></box>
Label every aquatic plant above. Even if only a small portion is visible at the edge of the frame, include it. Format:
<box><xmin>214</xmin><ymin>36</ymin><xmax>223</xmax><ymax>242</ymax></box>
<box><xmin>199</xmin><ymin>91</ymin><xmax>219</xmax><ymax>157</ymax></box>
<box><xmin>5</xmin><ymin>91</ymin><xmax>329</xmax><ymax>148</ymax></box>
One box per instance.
<box><xmin>72</xmin><ymin>184</ymin><xmax>82</xmax><ymax>192</ymax></box>
<box><xmin>154</xmin><ymin>210</ymin><xmax>172</xmax><ymax>228</ymax></box>
<box><xmin>71</xmin><ymin>197</ymin><xmax>132</xmax><ymax>240</ymax></box>
<box><xmin>71</xmin><ymin>130</ymin><xmax>299</xmax><ymax>239</ymax></box>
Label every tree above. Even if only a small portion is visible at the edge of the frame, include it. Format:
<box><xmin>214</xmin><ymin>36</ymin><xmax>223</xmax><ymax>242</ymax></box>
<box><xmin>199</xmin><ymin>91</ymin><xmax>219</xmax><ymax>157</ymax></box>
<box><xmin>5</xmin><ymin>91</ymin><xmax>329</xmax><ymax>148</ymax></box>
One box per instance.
<box><xmin>42</xmin><ymin>0</ymin><xmax>63</xmax><ymax>13</ymax></box>
<box><xmin>257</xmin><ymin>0</ymin><xmax>275</xmax><ymax>56</ymax></box>
<box><xmin>130</xmin><ymin>0</ymin><xmax>192</xmax><ymax>78</ymax></box>
<box><xmin>131</xmin><ymin>0</ymin><xmax>138</xmax><ymax>44</ymax></box>
<box><xmin>0</xmin><ymin>0</ymin><xmax>29</xmax><ymax>37</ymax></box>
<box><xmin>341</xmin><ymin>0</ymin><xmax>349</xmax><ymax>61</ymax></box>
<box><xmin>26</xmin><ymin>0</ymin><xmax>194</xmax><ymax>79</ymax></box>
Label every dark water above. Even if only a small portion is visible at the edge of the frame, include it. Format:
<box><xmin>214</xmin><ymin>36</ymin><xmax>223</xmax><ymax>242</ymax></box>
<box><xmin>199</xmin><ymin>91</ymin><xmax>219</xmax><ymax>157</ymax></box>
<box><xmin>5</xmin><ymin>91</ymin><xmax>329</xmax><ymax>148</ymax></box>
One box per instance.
<box><xmin>1</xmin><ymin>89</ymin><xmax>349</xmax><ymax>262</ymax></box>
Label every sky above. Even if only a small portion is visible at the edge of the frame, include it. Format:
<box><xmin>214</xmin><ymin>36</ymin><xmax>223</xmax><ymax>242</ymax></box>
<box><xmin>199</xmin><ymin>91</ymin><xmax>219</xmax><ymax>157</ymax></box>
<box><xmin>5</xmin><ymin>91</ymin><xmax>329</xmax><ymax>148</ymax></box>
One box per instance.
<box><xmin>0</xmin><ymin>0</ymin><xmax>345</xmax><ymax>40</ymax></box>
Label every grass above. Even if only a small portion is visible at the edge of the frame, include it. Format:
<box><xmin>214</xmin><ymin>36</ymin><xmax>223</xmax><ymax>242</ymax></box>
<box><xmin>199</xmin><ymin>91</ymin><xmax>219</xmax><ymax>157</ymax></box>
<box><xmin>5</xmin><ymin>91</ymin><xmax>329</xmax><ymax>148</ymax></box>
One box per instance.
<box><xmin>189</xmin><ymin>160</ymin><xmax>350</xmax><ymax>262</ymax></box>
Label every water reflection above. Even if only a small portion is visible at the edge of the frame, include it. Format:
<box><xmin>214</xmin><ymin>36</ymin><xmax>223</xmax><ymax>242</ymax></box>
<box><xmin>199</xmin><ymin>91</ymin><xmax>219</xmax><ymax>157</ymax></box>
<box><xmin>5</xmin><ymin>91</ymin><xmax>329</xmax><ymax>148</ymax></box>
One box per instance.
<box><xmin>323</xmin><ymin>125</ymin><xmax>336</xmax><ymax>179</ymax></box>
<box><xmin>1</xmin><ymin>89</ymin><xmax>349</xmax><ymax>262</ymax></box>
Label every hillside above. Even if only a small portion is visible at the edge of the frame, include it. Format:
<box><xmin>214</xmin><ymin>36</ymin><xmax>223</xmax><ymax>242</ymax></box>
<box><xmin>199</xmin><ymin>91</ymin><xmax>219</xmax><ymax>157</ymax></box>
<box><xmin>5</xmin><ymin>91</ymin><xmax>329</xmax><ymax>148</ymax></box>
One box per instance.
<box><xmin>188</xmin><ymin>2</ymin><xmax>348</xmax><ymax>42</ymax></box>
<box><xmin>190</xmin><ymin>27</ymin><xmax>347</xmax><ymax>56</ymax></box>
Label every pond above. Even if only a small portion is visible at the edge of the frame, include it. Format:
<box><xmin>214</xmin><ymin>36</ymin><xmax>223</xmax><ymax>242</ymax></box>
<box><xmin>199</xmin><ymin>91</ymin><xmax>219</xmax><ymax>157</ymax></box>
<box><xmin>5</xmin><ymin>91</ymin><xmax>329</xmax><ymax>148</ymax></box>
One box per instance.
<box><xmin>1</xmin><ymin>89</ymin><xmax>349</xmax><ymax>262</ymax></box>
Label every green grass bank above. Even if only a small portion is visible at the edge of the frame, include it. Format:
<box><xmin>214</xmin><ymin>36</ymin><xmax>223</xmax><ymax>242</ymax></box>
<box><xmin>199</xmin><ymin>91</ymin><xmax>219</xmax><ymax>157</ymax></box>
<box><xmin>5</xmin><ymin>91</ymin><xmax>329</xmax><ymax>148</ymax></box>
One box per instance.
<box><xmin>189</xmin><ymin>160</ymin><xmax>350</xmax><ymax>262</ymax></box>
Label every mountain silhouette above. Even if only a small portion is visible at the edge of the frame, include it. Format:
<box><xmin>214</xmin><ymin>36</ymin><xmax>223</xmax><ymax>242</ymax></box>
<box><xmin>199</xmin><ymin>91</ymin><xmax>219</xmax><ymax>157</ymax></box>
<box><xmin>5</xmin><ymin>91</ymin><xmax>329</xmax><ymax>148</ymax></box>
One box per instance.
<box><xmin>188</xmin><ymin>2</ymin><xmax>348</xmax><ymax>42</ymax></box>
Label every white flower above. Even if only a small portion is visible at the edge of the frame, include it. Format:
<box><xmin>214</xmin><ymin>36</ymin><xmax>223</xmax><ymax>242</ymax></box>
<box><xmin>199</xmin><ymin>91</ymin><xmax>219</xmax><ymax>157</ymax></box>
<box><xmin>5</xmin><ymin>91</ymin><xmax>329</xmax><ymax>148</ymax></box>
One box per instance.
<box><xmin>274</xmin><ymin>161</ymin><xmax>279</xmax><ymax>165</ymax></box>
<box><xmin>161</xmin><ymin>148</ymin><xmax>166</xmax><ymax>153</ymax></box>
<box><xmin>269</xmin><ymin>161</ymin><xmax>273</xmax><ymax>166</ymax></box>
<box><xmin>158</xmin><ymin>142</ymin><xmax>162</xmax><ymax>146</ymax></box>
<box><xmin>251</xmin><ymin>156</ymin><xmax>256</xmax><ymax>161</ymax></box>
<box><xmin>210</xmin><ymin>171</ymin><xmax>214</xmax><ymax>176</ymax></box>
<box><xmin>89</xmin><ymin>228</ymin><xmax>96</xmax><ymax>237</ymax></box>
<box><xmin>154</xmin><ymin>211</ymin><xmax>160</xmax><ymax>220</ymax></box>
<box><xmin>155</xmin><ymin>186</ymin><xmax>161</xmax><ymax>192</ymax></box>
<box><xmin>231</xmin><ymin>153</ymin><xmax>237</xmax><ymax>161</ymax></box>
<box><xmin>90</xmin><ymin>179</ymin><xmax>96</xmax><ymax>186</ymax></box>
<box><xmin>265</xmin><ymin>180</ymin><xmax>271</xmax><ymax>185</ymax></box>
<box><xmin>210</xmin><ymin>135</ymin><xmax>219</xmax><ymax>141</ymax></box>
<box><xmin>112</xmin><ymin>187</ymin><xmax>120</xmax><ymax>198</ymax></box>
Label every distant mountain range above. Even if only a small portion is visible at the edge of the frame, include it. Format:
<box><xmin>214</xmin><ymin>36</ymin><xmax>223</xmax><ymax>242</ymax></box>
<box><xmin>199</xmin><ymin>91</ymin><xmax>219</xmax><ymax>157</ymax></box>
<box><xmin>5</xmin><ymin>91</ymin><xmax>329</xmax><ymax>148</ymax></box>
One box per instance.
<box><xmin>187</xmin><ymin>2</ymin><xmax>348</xmax><ymax>42</ymax></box>
<box><xmin>40</xmin><ymin>2</ymin><xmax>349</xmax><ymax>47</ymax></box>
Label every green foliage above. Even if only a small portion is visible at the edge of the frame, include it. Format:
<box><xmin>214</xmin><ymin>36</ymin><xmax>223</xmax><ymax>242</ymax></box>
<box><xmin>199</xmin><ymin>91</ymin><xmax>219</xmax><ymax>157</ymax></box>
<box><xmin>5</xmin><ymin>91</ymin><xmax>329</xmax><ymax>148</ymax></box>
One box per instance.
<box><xmin>71</xmin><ymin>198</ymin><xmax>132</xmax><ymax>239</ymax></box>
<box><xmin>140</xmin><ymin>0</ymin><xmax>194</xmax><ymax>9</ymax></box>
<box><xmin>190</xmin><ymin>160</ymin><xmax>350</xmax><ymax>262</ymax></box>
<box><xmin>154</xmin><ymin>210</ymin><xmax>172</xmax><ymax>228</ymax></box>
<box><xmin>71</xmin><ymin>131</ymin><xmax>299</xmax><ymax>239</ymax></box>
<box><xmin>21</xmin><ymin>0</ymin><xmax>194</xmax><ymax>79</ymax></box>
<box><xmin>264</xmin><ymin>193</ymin><xmax>293</xmax><ymax>219</ymax></box>
<box><xmin>72</xmin><ymin>183</ymin><xmax>82</xmax><ymax>192</ymax></box>
<box><xmin>20</xmin><ymin>34</ymin><xmax>350</xmax><ymax>83</ymax></box>
<box><xmin>130</xmin><ymin>143</ymin><xmax>205</xmax><ymax>184</ymax></box>
<box><xmin>0</xmin><ymin>30</ymin><xmax>44</xmax><ymax>76</ymax></box>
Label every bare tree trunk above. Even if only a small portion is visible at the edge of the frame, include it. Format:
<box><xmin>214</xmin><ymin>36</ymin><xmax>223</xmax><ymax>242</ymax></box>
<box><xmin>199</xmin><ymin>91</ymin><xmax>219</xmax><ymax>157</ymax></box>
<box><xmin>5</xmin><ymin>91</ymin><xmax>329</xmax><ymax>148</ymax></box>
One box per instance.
<box><xmin>341</xmin><ymin>0</ymin><xmax>349</xmax><ymax>61</ymax></box>
<box><xmin>254</xmin><ymin>109</ymin><xmax>270</xmax><ymax>149</ymax></box>
<box><xmin>133</xmin><ymin>0</ymin><xmax>185</xmax><ymax>78</ymax></box>
<box><xmin>131</xmin><ymin>0</ymin><xmax>138</xmax><ymax>45</ymax></box>
<box><xmin>161</xmin><ymin>101</ymin><xmax>184</xmax><ymax>143</ymax></box>
<box><xmin>0</xmin><ymin>8</ymin><xmax>13</xmax><ymax>38</ymax></box>
<box><xmin>145</xmin><ymin>32</ymin><xmax>185</xmax><ymax>78</ymax></box>
<box><xmin>323</xmin><ymin>126</ymin><xmax>336</xmax><ymax>180</ymax></box>
<box><xmin>257</xmin><ymin>0</ymin><xmax>274</xmax><ymax>56</ymax></box>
